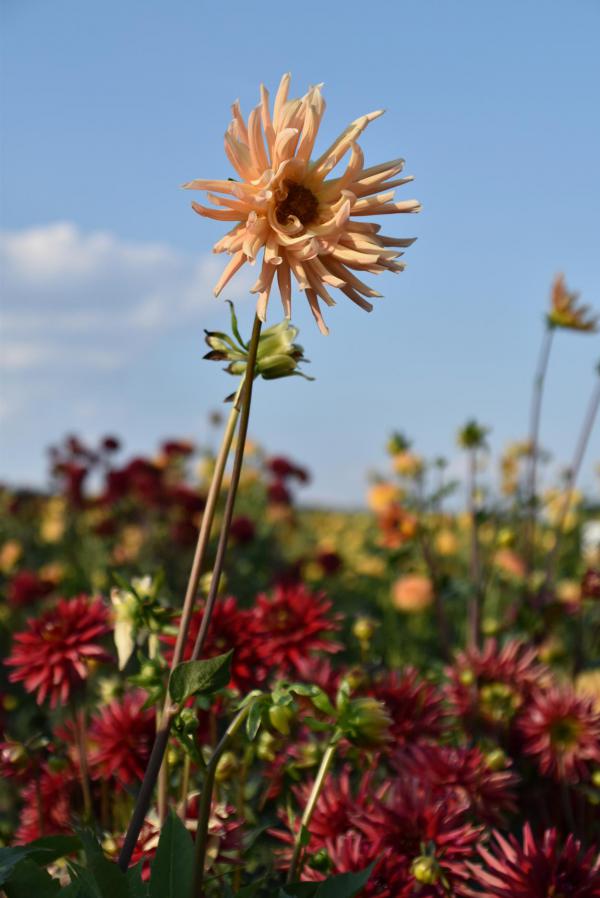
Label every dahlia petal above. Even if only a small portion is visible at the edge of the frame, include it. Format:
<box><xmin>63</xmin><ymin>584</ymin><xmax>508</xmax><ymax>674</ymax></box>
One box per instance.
<box><xmin>191</xmin><ymin>201</ymin><xmax>245</xmax><ymax>222</ymax></box>
<box><xmin>260</xmin><ymin>84</ymin><xmax>276</xmax><ymax>157</ymax></box>
<box><xmin>272</xmin><ymin>73</ymin><xmax>292</xmax><ymax>131</ymax></box>
<box><xmin>306</xmin><ymin>289</ymin><xmax>330</xmax><ymax>335</ymax></box>
<box><xmin>214</xmin><ymin>252</ymin><xmax>247</xmax><ymax>297</ymax></box>
<box><xmin>248</xmin><ymin>106</ymin><xmax>269</xmax><ymax>173</ymax></box>
<box><xmin>276</xmin><ymin>263</ymin><xmax>292</xmax><ymax>318</ymax></box>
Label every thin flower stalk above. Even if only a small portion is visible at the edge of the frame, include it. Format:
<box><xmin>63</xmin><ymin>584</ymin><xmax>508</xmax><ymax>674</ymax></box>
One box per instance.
<box><xmin>72</xmin><ymin>704</ymin><xmax>93</xmax><ymax>821</ymax></box>
<box><xmin>525</xmin><ymin>324</ymin><xmax>554</xmax><ymax>577</ymax></box>
<box><xmin>541</xmin><ymin>371</ymin><xmax>600</xmax><ymax>594</ymax></box>
<box><xmin>118</xmin><ymin>376</ymin><xmax>246</xmax><ymax>869</ymax></box>
<box><xmin>286</xmin><ymin>737</ymin><xmax>338</xmax><ymax>883</ymax></box>
<box><xmin>191</xmin><ymin>702</ymin><xmax>256</xmax><ymax>898</ymax></box>
<box><xmin>467</xmin><ymin>448</ymin><xmax>483</xmax><ymax>649</ymax></box>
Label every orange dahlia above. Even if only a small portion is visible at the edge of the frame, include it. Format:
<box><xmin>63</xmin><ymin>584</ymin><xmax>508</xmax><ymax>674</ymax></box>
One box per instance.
<box><xmin>184</xmin><ymin>74</ymin><xmax>420</xmax><ymax>333</ymax></box>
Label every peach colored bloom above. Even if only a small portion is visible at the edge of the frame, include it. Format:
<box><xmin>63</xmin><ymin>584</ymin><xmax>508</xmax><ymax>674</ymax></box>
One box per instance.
<box><xmin>184</xmin><ymin>75</ymin><xmax>420</xmax><ymax>334</ymax></box>
<box><xmin>391</xmin><ymin>574</ymin><xmax>433</xmax><ymax>612</ymax></box>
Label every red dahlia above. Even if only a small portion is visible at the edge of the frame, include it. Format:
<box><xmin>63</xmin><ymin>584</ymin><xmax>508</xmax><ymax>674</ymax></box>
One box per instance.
<box><xmin>15</xmin><ymin>762</ymin><xmax>79</xmax><ymax>843</ymax></box>
<box><xmin>472</xmin><ymin>824</ymin><xmax>600</xmax><ymax>897</ymax></box>
<box><xmin>163</xmin><ymin>596</ymin><xmax>267</xmax><ymax>692</ymax></box>
<box><xmin>446</xmin><ymin>639</ymin><xmax>550</xmax><ymax>728</ymax></box>
<box><xmin>517</xmin><ymin>686</ymin><xmax>600</xmax><ymax>783</ymax></box>
<box><xmin>370</xmin><ymin>667</ymin><xmax>447</xmax><ymax>745</ymax></box>
<box><xmin>355</xmin><ymin>779</ymin><xmax>482</xmax><ymax>896</ymax></box>
<box><xmin>89</xmin><ymin>690</ymin><xmax>156</xmax><ymax>785</ymax></box>
<box><xmin>5</xmin><ymin>595</ymin><xmax>111</xmax><ymax>707</ymax></box>
<box><xmin>301</xmin><ymin>831</ymin><xmax>399</xmax><ymax>898</ymax></box>
<box><xmin>250</xmin><ymin>584</ymin><xmax>342</xmax><ymax>674</ymax></box>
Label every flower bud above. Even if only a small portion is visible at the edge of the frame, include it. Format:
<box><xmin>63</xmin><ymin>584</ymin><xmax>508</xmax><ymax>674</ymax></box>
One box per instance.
<box><xmin>339</xmin><ymin>696</ymin><xmax>391</xmax><ymax>748</ymax></box>
<box><xmin>215</xmin><ymin>751</ymin><xmax>238</xmax><ymax>782</ymax></box>
<box><xmin>457</xmin><ymin>419</ymin><xmax>489</xmax><ymax>450</ymax></box>
<box><xmin>257</xmin><ymin>730</ymin><xmax>277</xmax><ymax>762</ymax></box>
<box><xmin>485</xmin><ymin>748</ymin><xmax>508</xmax><ymax>772</ymax></box>
<box><xmin>352</xmin><ymin>616</ymin><xmax>376</xmax><ymax>644</ymax></box>
<box><xmin>268</xmin><ymin>703</ymin><xmax>294</xmax><ymax>736</ymax></box>
<box><xmin>411</xmin><ymin>855</ymin><xmax>440</xmax><ymax>885</ymax></box>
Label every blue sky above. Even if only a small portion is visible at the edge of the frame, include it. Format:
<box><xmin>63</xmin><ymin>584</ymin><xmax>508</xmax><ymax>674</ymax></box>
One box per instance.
<box><xmin>1</xmin><ymin>0</ymin><xmax>599</xmax><ymax>505</ymax></box>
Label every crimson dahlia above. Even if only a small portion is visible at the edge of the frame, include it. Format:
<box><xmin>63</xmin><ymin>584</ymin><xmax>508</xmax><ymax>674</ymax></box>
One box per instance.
<box><xmin>472</xmin><ymin>824</ymin><xmax>600</xmax><ymax>897</ymax></box>
<box><xmin>5</xmin><ymin>595</ymin><xmax>111</xmax><ymax>707</ymax></box>
<box><xmin>89</xmin><ymin>690</ymin><xmax>156</xmax><ymax>785</ymax></box>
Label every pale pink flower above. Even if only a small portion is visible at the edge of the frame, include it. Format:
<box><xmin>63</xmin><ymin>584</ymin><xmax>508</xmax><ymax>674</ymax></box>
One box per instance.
<box><xmin>184</xmin><ymin>74</ymin><xmax>420</xmax><ymax>334</ymax></box>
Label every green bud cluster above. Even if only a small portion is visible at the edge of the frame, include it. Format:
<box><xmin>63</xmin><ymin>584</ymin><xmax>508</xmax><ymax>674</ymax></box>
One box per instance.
<box><xmin>457</xmin><ymin>419</ymin><xmax>490</xmax><ymax>450</ymax></box>
<box><xmin>204</xmin><ymin>302</ymin><xmax>313</xmax><ymax>393</ymax></box>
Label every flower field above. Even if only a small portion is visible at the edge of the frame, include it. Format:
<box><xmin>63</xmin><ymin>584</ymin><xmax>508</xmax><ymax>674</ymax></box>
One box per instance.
<box><xmin>1</xmin><ymin>73</ymin><xmax>600</xmax><ymax>898</ymax></box>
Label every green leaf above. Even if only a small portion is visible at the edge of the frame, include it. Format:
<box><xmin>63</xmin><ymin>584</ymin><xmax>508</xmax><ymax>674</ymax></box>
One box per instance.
<box><xmin>278</xmin><ymin>886</ymin><xmax>317</xmax><ymax>898</ymax></box>
<box><xmin>79</xmin><ymin>832</ymin><xmax>131</xmax><ymax>898</ymax></box>
<box><xmin>4</xmin><ymin>859</ymin><xmax>61</xmax><ymax>898</ymax></box>
<box><xmin>226</xmin><ymin>300</ymin><xmax>247</xmax><ymax>349</ymax></box>
<box><xmin>149</xmin><ymin>810</ymin><xmax>193</xmax><ymax>898</ymax></box>
<box><xmin>126</xmin><ymin>863</ymin><xmax>148</xmax><ymax>898</ymax></box>
<box><xmin>58</xmin><ymin>863</ymin><xmax>102</xmax><ymax>898</ymax></box>
<box><xmin>246</xmin><ymin>699</ymin><xmax>264</xmax><ymax>741</ymax></box>
<box><xmin>168</xmin><ymin>651</ymin><xmax>233</xmax><ymax>704</ymax></box>
<box><xmin>0</xmin><ymin>835</ymin><xmax>81</xmax><ymax>886</ymax></box>
<box><xmin>314</xmin><ymin>864</ymin><xmax>375</xmax><ymax>898</ymax></box>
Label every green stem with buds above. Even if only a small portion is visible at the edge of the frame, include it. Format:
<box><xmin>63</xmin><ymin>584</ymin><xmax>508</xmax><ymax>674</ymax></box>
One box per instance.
<box><xmin>286</xmin><ymin>738</ymin><xmax>338</xmax><ymax>884</ymax></box>
<box><xmin>191</xmin><ymin>703</ymin><xmax>255</xmax><ymax>898</ymax></box>
<box><xmin>525</xmin><ymin>325</ymin><xmax>554</xmax><ymax>578</ymax></box>
<box><xmin>118</xmin><ymin>341</ymin><xmax>257</xmax><ymax>869</ymax></box>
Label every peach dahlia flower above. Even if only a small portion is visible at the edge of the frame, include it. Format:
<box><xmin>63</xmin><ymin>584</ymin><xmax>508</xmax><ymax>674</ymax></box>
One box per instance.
<box><xmin>184</xmin><ymin>74</ymin><xmax>420</xmax><ymax>334</ymax></box>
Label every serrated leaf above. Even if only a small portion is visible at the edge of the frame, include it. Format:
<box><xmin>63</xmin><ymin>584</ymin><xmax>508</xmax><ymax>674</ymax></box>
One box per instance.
<box><xmin>246</xmin><ymin>700</ymin><xmax>264</xmax><ymax>741</ymax></box>
<box><xmin>4</xmin><ymin>859</ymin><xmax>61</xmax><ymax>898</ymax></box>
<box><xmin>126</xmin><ymin>863</ymin><xmax>149</xmax><ymax>898</ymax></box>
<box><xmin>168</xmin><ymin>651</ymin><xmax>233</xmax><ymax>704</ymax></box>
<box><xmin>149</xmin><ymin>810</ymin><xmax>193</xmax><ymax>898</ymax></box>
<box><xmin>79</xmin><ymin>832</ymin><xmax>131</xmax><ymax>898</ymax></box>
<box><xmin>314</xmin><ymin>864</ymin><xmax>375</xmax><ymax>898</ymax></box>
<box><xmin>0</xmin><ymin>836</ymin><xmax>81</xmax><ymax>886</ymax></box>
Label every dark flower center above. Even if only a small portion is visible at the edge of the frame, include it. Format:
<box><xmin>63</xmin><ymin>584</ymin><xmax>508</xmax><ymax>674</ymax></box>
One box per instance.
<box><xmin>275</xmin><ymin>181</ymin><xmax>319</xmax><ymax>226</ymax></box>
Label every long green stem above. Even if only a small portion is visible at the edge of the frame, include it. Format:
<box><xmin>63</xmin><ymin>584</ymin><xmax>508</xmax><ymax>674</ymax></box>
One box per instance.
<box><xmin>467</xmin><ymin>449</ymin><xmax>483</xmax><ymax>649</ymax></box>
<box><xmin>118</xmin><ymin>376</ymin><xmax>246</xmax><ymax>870</ymax></box>
<box><xmin>286</xmin><ymin>740</ymin><xmax>337</xmax><ymax>884</ymax></box>
<box><xmin>190</xmin><ymin>316</ymin><xmax>263</xmax><ymax>662</ymax></box>
<box><xmin>525</xmin><ymin>326</ymin><xmax>554</xmax><ymax>577</ymax></box>
<box><xmin>72</xmin><ymin>705</ymin><xmax>93</xmax><ymax>821</ymax></box>
<box><xmin>541</xmin><ymin>373</ymin><xmax>600</xmax><ymax>594</ymax></box>
<box><xmin>191</xmin><ymin>704</ymin><xmax>253</xmax><ymax>898</ymax></box>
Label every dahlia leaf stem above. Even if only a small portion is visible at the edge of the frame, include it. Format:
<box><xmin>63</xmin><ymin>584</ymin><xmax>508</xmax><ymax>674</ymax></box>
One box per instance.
<box><xmin>525</xmin><ymin>325</ymin><xmax>554</xmax><ymax>577</ymax></box>
<box><xmin>190</xmin><ymin>315</ymin><xmax>263</xmax><ymax>663</ymax></box>
<box><xmin>467</xmin><ymin>448</ymin><xmax>483</xmax><ymax>649</ymax></box>
<box><xmin>191</xmin><ymin>702</ymin><xmax>254</xmax><ymax>898</ymax></box>
<box><xmin>541</xmin><ymin>373</ymin><xmax>600</xmax><ymax>593</ymax></box>
<box><xmin>286</xmin><ymin>738</ymin><xmax>338</xmax><ymax>884</ymax></box>
<box><xmin>117</xmin><ymin>375</ymin><xmax>246</xmax><ymax>870</ymax></box>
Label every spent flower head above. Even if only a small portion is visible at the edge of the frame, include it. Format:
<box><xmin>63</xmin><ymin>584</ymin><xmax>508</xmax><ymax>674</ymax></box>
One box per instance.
<box><xmin>547</xmin><ymin>273</ymin><xmax>598</xmax><ymax>333</ymax></box>
<box><xmin>184</xmin><ymin>74</ymin><xmax>420</xmax><ymax>334</ymax></box>
<box><xmin>204</xmin><ymin>301</ymin><xmax>312</xmax><ymax>395</ymax></box>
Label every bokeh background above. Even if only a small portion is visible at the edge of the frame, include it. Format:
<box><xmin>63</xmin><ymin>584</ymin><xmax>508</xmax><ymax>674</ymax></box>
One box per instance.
<box><xmin>1</xmin><ymin>0</ymin><xmax>599</xmax><ymax>505</ymax></box>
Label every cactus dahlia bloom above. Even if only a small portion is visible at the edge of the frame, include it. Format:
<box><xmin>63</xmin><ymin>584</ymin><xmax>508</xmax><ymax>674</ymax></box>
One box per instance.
<box><xmin>184</xmin><ymin>74</ymin><xmax>420</xmax><ymax>334</ymax></box>
<box><xmin>472</xmin><ymin>824</ymin><xmax>600</xmax><ymax>897</ymax></box>
<box><xmin>517</xmin><ymin>686</ymin><xmax>600</xmax><ymax>783</ymax></box>
<box><xmin>5</xmin><ymin>595</ymin><xmax>111</xmax><ymax>708</ymax></box>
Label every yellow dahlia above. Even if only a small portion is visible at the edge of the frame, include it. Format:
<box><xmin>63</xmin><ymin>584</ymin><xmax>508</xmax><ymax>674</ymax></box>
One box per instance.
<box><xmin>184</xmin><ymin>74</ymin><xmax>420</xmax><ymax>334</ymax></box>
<box><xmin>547</xmin><ymin>273</ymin><xmax>598</xmax><ymax>332</ymax></box>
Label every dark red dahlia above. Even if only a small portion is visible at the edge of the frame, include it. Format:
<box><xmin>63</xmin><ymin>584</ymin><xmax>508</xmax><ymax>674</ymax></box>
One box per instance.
<box><xmin>6</xmin><ymin>569</ymin><xmax>54</xmax><ymax>608</ymax></box>
<box><xmin>472</xmin><ymin>824</ymin><xmax>600</xmax><ymax>897</ymax></box>
<box><xmin>400</xmin><ymin>744</ymin><xmax>518</xmax><ymax>824</ymax></box>
<box><xmin>250</xmin><ymin>584</ymin><xmax>342</xmax><ymax>674</ymax></box>
<box><xmin>163</xmin><ymin>596</ymin><xmax>267</xmax><ymax>692</ymax></box>
<box><xmin>229</xmin><ymin>515</ymin><xmax>256</xmax><ymax>544</ymax></box>
<box><xmin>128</xmin><ymin>802</ymin><xmax>241</xmax><ymax>880</ymax></box>
<box><xmin>267</xmin><ymin>456</ymin><xmax>309</xmax><ymax>483</ymax></box>
<box><xmin>582</xmin><ymin>568</ymin><xmax>600</xmax><ymax>600</ymax></box>
<box><xmin>89</xmin><ymin>690</ymin><xmax>155</xmax><ymax>786</ymax></box>
<box><xmin>370</xmin><ymin>667</ymin><xmax>447</xmax><ymax>745</ymax></box>
<box><xmin>15</xmin><ymin>763</ymin><xmax>79</xmax><ymax>843</ymax></box>
<box><xmin>355</xmin><ymin>779</ymin><xmax>482</xmax><ymax>896</ymax></box>
<box><xmin>517</xmin><ymin>686</ymin><xmax>600</xmax><ymax>783</ymax></box>
<box><xmin>301</xmin><ymin>831</ymin><xmax>400</xmax><ymax>898</ymax></box>
<box><xmin>5</xmin><ymin>595</ymin><xmax>111</xmax><ymax>707</ymax></box>
<box><xmin>446</xmin><ymin>639</ymin><xmax>551</xmax><ymax>729</ymax></box>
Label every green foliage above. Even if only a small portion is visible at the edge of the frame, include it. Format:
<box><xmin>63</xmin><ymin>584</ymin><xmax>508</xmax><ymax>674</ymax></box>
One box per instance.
<box><xmin>148</xmin><ymin>810</ymin><xmax>194</xmax><ymax>898</ymax></box>
<box><xmin>168</xmin><ymin>650</ymin><xmax>233</xmax><ymax>704</ymax></box>
<box><xmin>0</xmin><ymin>835</ymin><xmax>81</xmax><ymax>887</ymax></box>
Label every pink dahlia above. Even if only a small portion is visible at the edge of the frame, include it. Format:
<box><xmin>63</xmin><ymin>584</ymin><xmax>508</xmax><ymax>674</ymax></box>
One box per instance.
<box><xmin>250</xmin><ymin>584</ymin><xmax>342</xmax><ymax>673</ymax></box>
<box><xmin>5</xmin><ymin>595</ymin><xmax>111</xmax><ymax>707</ymax></box>
<box><xmin>370</xmin><ymin>667</ymin><xmax>447</xmax><ymax>745</ymax></box>
<box><xmin>89</xmin><ymin>690</ymin><xmax>156</xmax><ymax>786</ymax></box>
<box><xmin>517</xmin><ymin>686</ymin><xmax>600</xmax><ymax>783</ymax></box>
<box><xmin>472</xmin><ymin>824</ymin><xmax>600</xmax><ymax>897</ymax></box>
<box><xmin>184</xmin><ymin>74</ymin><xmax>420</xmax><ymax>334</ymax></box>
<box><xmin>446</xmin><ymin>639</ymin><xmax>550</xmax><ymax>729</ymax></box>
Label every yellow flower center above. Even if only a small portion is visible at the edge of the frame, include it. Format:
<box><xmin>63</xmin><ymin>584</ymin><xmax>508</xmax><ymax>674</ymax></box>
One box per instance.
<box><xmin>275</xmin><ymin>180</ymin><xmax>319</xmax><ymax>226</ymax></box>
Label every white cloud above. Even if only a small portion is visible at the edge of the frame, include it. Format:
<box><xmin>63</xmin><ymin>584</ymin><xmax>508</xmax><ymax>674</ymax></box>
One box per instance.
<box><xmin>0</xmin><ymin>220</ymin><xmax>250</xmax><ymax>374</ymax></box>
